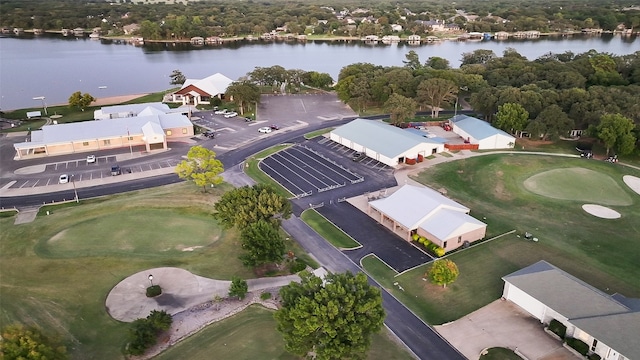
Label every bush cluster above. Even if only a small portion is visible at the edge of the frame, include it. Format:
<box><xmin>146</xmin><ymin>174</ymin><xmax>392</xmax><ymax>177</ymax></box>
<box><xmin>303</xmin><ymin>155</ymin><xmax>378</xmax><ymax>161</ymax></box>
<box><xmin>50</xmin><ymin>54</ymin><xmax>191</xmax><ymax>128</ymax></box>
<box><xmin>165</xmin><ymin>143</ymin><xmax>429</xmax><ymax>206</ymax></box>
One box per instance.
<box><xmin>565</xmin><ymin>337</ymin><xmax>589</xmax><ymax>356</ymax></box>
<box><xmin>289</xmin><ymin>259</ymin><xmax>307</xmax><ymax>273</ymax></box>
<box><xmin>588</xmin><ymin>354</ymin><xmax>601</xmax><ymax>360</ymax></box>
<box><xmin>548</xmin><ymin>319</ymin><xmax>567</xmax><ymax>338</ymax></box>
<box><xmin>146</xmin><ymin>285</ymin><xmax>162</xmax><ymax>298</ymax></box>
<box><xmin>126</xmin><ymin>310</ymin><xmax>172</xmax><ymax>356</ymax></box>
<box><xmin>411</xmin><ymin>234</ymin><xmax>445</xmax><ymax>257</ymax></box>
<box><xmin>260</xmin><ymin>292</ymin><xmax>272</xmax><ymax>300</ymax></box>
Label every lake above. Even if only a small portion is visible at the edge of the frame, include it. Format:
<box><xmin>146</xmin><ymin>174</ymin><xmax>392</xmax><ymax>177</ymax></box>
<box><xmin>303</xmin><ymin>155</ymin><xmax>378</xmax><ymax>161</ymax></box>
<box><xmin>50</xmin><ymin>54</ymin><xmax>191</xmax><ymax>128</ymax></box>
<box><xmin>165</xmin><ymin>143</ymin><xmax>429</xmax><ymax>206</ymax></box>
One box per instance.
<box><xmin>0</xmin><ymin>33</ymin><xmax>638</xmax><ymax>111</ymax></box>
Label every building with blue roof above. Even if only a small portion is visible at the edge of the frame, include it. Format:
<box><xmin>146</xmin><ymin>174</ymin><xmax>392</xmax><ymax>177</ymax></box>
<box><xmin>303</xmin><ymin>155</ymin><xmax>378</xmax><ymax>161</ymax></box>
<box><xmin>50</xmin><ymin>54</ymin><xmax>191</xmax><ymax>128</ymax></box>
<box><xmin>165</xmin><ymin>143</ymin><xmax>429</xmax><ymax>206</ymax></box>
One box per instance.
<box><xmin>450</xmin><ymin>115</ymin><xmax>516</xmax><ymax>149</ymax></box>
<box><xmin>329</xmin><ymin>119</ymin><xmax>445</xmax><ymax>167</ymax></box>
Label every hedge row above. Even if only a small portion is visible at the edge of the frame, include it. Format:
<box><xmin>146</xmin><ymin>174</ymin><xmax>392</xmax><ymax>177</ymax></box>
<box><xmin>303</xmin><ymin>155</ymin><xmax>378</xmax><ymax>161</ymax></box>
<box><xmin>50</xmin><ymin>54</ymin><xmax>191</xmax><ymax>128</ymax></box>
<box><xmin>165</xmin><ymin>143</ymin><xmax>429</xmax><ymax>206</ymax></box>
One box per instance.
<box><xmin>411</xmin><ymin>234</ymin><xmax>445</xmax><ymax>257</ymax></box>
<box><xmin>566</xmin><ymin>337</ymin><xmax>589</xmax><ymax>356</ymax></box>
<box><xmin>548</xmin><ymin>319</ymin><xmax>567</xmax><ymax>338</ymax></box>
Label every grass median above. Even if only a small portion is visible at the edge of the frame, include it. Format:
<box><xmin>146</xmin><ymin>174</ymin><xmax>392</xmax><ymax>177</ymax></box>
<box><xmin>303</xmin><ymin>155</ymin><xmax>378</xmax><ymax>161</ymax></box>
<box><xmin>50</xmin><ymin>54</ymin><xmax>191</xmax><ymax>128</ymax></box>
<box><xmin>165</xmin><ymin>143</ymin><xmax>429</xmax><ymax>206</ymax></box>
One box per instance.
<box><xmin>301</xmin><ymin>209</ymin><xmax>361</xmax><ymax>249</ymax></box>
<box><xmin>304</xmin><ymin>127</ymin><xmax>333</xmax><ymax>139</ymax></box>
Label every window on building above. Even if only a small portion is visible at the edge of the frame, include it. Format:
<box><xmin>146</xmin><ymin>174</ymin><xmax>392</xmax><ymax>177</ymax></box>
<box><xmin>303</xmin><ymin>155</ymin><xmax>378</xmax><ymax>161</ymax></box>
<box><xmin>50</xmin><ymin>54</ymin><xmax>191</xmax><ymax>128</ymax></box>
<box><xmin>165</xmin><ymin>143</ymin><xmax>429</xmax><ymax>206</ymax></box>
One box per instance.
<box><xmin>128</xmin><ymin>136</ymin><xmax>133</xmax><ymax>141</ymax></box>
<box><xmin>182</xmin><ymin>128</ymin><xmax>188</xmax><ymax>134</ymax></box>
<box><xmin>83</xmin><ymin>142</ymin><xmax>89</xmax><ymax>146</ymax></box>
<box><xmin>458</xmin><ymin>236</ymin><xmax>462</xmax><ymax>243</ymax></box>
<box><xmin>103</xmin><ymin>139</ymin><xmax>111</xmax><ymax>145</ymax></box>
<box><xmin>591</xmin><ymin>339</ymin><xmax>598</xmax><ymax>352</ymax></box>
<box><xmin>443</xmin><ymin>241</ymin><xmax>447</xmax><ymax>248</ymax></box>
<box><xmin>166</xmin><ymin>130</ymin><xmax>172</xmax><ymax>136</ymax></box>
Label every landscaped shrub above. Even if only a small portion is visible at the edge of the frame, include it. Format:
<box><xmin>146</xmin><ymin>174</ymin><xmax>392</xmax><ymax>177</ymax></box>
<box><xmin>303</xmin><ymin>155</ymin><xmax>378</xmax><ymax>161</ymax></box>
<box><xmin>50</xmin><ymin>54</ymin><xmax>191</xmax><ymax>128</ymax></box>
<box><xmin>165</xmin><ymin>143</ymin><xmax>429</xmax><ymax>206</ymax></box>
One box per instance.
<box><xmin>588</xmin><ymin>354</ymin><xmax>601</xmax><ymax>360</ymax></box>
<box><xmin>126</xmin><ymin>310</ymin><xmax>172</xmax><ymax>355</ymax></box>
<box><xmin>433</xmin><ymin>246</ymin><xmax>445</xmax><ymax>257</ymax></box>
<box><xmin>418</xmin><ymin>236</ymin><xmax>426</xmax><ymax>244</ymax></box>
<box><xmin>260</xmin><ymin>292</ymin><xmax>272</xmax><ymax>300</ymax></box>
<box><xmin>548</xmin><ymin>319</ymin><xmax>566</xmax><ymax>338</ymax></box>
<box><xmin>566</xmin><ymin>338</ymin><xmax>589</xmax><ymax>356</ymax></box>
<box><xmin>146</xmin><ymin>285</ymin><xmax>162</xmax><ymax>298</ymax></box>
<box><xmin>411</xmin><ymin>234</ymin><xmax>420</xmax><ymax>241</ymax></box>
<box><xmin>289</xmin><ymin>259</ymin><xmax>307</xmax><ymax>273</ymax></box>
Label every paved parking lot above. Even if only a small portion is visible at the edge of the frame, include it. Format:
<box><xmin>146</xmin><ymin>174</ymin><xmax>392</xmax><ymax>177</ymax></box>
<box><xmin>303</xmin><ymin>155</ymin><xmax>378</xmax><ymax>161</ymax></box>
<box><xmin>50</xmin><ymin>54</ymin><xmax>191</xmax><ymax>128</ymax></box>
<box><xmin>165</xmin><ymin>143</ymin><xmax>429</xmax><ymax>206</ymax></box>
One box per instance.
<box><xmin>259</xmin><ymin>145</ymin><xmax>363</xmax><ymax>197</ymax></box>
<box><xmin>258</xmin><ymin>93</ymin><xmax>357</xmax><ymax>123</ymax></box>
<box><xmin>8</xmin><ymin>155</ymin><xmax>180</xmax><ymax>189</ymax></box>
<box><xmin>317</xmin><ymin>137</ymin><xmax>392</xmax><ymax>172</ymax></box>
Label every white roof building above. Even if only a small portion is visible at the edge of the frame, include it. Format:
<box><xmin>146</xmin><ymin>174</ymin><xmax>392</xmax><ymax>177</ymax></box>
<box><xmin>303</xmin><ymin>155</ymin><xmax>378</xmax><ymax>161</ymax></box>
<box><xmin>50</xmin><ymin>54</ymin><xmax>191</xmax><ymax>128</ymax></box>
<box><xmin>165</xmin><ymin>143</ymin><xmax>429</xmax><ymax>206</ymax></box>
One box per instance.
<box><xmin>93</xmin><ymin>102</ymin><xmax>177</xmax><ymax>120</ymax></box>
<box><xmin>450</xmin><ymin>115</ymin><xmax>516</xmax><ymax>149</ymax></box>
<box><xmin>329</xmin><ymin>119</ymin><xmax>444</xmax><ymax>168</ymax></box>
<box><xmin>170</xmin><ymin>73</ymin><xmax>234</xmax><ymax>106</ymax></box>
<box><xmin>368</xmin><ymin>185</ymin><xmax>486</xmax><ymax>251</ymax></box>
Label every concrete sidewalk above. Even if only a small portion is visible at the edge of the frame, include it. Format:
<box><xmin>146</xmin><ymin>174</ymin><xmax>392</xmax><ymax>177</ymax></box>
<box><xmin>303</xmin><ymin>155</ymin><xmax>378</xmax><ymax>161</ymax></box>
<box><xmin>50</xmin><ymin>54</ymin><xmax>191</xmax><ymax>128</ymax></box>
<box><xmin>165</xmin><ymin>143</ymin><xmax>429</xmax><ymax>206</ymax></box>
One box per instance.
<box><xmin>105</xmin><ymin>267</ymin><xmax>300</xmax><ymax>322</ymax></box>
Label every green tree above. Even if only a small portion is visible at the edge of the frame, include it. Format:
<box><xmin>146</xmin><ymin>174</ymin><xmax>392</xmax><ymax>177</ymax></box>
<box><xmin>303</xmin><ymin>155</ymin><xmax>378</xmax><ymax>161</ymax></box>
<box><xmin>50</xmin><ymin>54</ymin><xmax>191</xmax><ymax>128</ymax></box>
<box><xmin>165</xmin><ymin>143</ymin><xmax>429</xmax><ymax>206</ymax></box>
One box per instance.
<box><xmin>460</xmin><ymin>49</ymin><xmax>496</xmax><ymax>66</ymax></box>
<box><xmin>534</xmin><ymin>105</ymin><xmax>574</xmax><ymax>140</ymax></box>
<box><xmin>417</xmin><ymin>78</ymin><xmax>458</xmax><ymax>118</ymax></box>
<box><xmin>275</xmin><ymin>271</ymin><xmax>385</xmax><ymax>360</ymax></box>
<box><xmin>240</xmin><ymin>219</ymin><xmax>286</xmax><ymax>267</ymax></box>
<box><xmin>596</xmin><ymin>113</ymin><xmax>637</xmax><ymax>156</ymax></box>
<box><xmin>213</xmin><ymin>184</ymin><xmax>292</xmax><ymax>231</ymax></box>
<box><xmin>426</xmin><ymin>56</ymin><xmax>450</xmax><ymax>70</ymax></box>
<box><xmin>495</xmin><ymin>103</ymin><xmax>529</xmax><ymax>136</ymax></box>
<box><xmin>403</xmin><ymin>50</ymin><xmax>422</xmax><ymax>71</ymax></box>
<box><xmin>228</xmin><ymin>276</ymin><xmax>248</xmax><ymax>299</ymax></box>
<box><xmin>384</xmin><ymin>93</ymin><xmax>417</xmax><ymax>126</ymax></box>
<box><xmin>126</xmin><ymin>310</ymin><xmax>173</xmax><ymax>355</ymax></box>
<box><xmin>169</xmin><ymin>69</ymin><xmax>186</xmax><ymax>85</ymax></box>
<box><xmin>225</xmin><ymin>80</ymin><xmax>260</xmax><ymax>115</ymax></box>
<box><xmin>0</xmin><ymin>324</ymin><xmax>67</xmax><ymax>360</ymax></box>
<box><xmin>146</xmin><ymin>310</ymin><xmax>172</xmax><ymax>331</ymax></box>
<box><xmin>175</xmin><ymin>145</ymin><xmax>224</xmax><ymax>192</ymax></box>
<box><xmin>68</xmin><ymin>91</ymin><xmax>95</xmax><ymax>111</ymax></box>
<box><xmin>427</xmin><ymin>259</ymin><xmax>459</xmax><ymax>288</ymax></box>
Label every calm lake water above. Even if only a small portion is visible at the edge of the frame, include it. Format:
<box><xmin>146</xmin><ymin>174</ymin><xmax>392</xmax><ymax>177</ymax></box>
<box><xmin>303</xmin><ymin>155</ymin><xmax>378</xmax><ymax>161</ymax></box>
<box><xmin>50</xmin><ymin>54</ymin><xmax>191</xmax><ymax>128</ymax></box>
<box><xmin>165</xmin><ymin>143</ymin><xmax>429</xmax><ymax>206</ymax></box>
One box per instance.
<box><xmin>0</xmin><ymin>33</ymin><xmax>638</xmax><ymax>110</ymax></box>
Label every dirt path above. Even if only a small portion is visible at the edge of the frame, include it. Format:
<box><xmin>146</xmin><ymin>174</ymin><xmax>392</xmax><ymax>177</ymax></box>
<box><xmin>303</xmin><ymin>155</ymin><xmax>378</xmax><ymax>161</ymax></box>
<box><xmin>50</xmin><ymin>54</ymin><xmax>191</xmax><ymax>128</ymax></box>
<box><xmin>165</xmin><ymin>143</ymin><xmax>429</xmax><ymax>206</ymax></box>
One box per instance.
<box><xmin>91</xmin><ymin>94</ymin><xmax>150</xmax><ymax>107</ymax></box>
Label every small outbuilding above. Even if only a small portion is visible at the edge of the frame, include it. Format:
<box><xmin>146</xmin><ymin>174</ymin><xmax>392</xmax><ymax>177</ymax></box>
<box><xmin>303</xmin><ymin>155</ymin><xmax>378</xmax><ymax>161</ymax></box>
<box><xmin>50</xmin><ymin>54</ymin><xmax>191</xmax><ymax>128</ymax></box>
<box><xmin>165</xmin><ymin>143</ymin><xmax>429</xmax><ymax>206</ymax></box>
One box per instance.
<box><xmin>367</xmin><ymin>184</ymin><xmax>486</xmax><ymax>252</ymax></box>
<box><xmin>329</xmin><ymin>119</ymin><xmax>444</xmax><ymax>168</ymax></box>
<box><xmin>93</xmin><ymin>102</ymin><xmax>176</xmax><ymax>120</ymax></box>
<box><xmin>450</xmin><ymin>115</ymin><xmax>516</xmax><ymax>150</ymax></box>
<box><xmin>503</xmin><ymin>261</ymin><xmax>640</xmax><ymax>360</ymax></box>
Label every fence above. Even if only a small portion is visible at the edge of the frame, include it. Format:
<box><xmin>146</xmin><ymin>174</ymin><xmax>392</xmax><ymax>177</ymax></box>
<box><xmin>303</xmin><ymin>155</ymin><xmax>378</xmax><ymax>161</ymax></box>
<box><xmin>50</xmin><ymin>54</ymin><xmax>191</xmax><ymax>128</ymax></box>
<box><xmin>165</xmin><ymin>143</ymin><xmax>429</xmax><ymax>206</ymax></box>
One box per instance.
<box><xmin>445</xmin><ymin>143</ymin><xmax>479</xmax><ymax>151</ymax></box>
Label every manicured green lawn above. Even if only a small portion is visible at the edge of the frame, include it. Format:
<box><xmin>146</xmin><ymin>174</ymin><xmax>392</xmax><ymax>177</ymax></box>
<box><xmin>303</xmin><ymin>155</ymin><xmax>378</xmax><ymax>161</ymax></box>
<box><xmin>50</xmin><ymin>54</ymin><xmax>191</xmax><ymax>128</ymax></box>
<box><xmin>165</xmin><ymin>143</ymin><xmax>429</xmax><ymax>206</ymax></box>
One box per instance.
<box><xmin>301</xmin><ymin>209</ymin><xmax>361</xmax><ymax>249</ymax></box>
<box><xmin>304</xmin><ymin>127</ymin><xmax>334</xmax><ymax>139</ymax></box>
<box><xmin>480</xmin><ymin>347</ymin><xmax>522</xmax><ymax>360</ymax></box>
<box><xmin>361</xmin><ymin>154</ymin><xmax>640</xmax><ymax>325</ymax></box>
<box><xmin>156</xmin><ymin>305</ymin><xmax>414</xmax><ymax>360</ymax></box>
<box><xmin>0</xmin><ymin>182</ymin><xmax>311</xmax><ymax>359</ymax></box>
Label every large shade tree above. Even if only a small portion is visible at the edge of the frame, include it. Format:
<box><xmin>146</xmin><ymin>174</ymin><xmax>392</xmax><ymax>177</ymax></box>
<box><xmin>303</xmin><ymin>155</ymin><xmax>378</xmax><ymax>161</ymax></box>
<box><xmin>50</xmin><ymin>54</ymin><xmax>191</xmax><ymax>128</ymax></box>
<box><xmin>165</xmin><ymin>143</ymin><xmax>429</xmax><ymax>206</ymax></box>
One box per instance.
<box><xmin>175</xmin><ymin>145</ymin><xmax>224</xmax><ymax>192</ymax></box>
<box><xmin>0</xmin><ymin>324</ymin><xmax>67</xmax><ymax>360</ymax></box>
<box><xmin>427</xmin><ymin>259</ymin><xmax>459</xmax><ymax>288</ymax></box>
<box><xmin>596</xmin><ymin>113</ymin><xmax>637</xmax><ymax>156</ymax></box>
<box><xmin>239</xmin><ymin>219</ymin><xmax>286</xmax><ymax>267</ymax></box>
<box><xmin>68</xmin><ymin>91</ymin><xmax>95</xmax><ymax>111</ymax></box>
<box><xmin>417</xmin><ymin>78</ymin><xmax>458</xmax><ymax>118</ymax></box>
<box><xmin>213</xmin><ymin>184</ymin><xmax>291</xmax><ymax>231</ymax></box>
<box><xmin>275</xmin><ymin>271</ymin><xmax>385</xmax><ymax>360</ymax></box>
<box><xmin>495</xmin><ymin>102</ymin><xmax>529</xmax><ymax>136</ymax></box>
<box><xmin>225</xmin><ymin>80</ymin><xmax>260</xmax><ymax>115</ymax></box>
<box><xmin>384</xmin><ymin>93</ymin><xmax>417</xmax><ymax>126</ymax></box>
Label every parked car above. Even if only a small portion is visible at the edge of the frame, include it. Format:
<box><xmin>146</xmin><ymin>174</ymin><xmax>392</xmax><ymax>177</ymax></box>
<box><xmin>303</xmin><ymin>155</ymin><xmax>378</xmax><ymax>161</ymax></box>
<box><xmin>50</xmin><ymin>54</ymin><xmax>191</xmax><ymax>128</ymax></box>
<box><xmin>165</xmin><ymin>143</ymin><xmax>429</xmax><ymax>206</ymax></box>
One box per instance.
<box><xmin>59</xmin><ymin>174</ymin><xmax>69</xmax><ymax>184</ymax></box>
<box><xmin>224</xmin><ymin>112</ymin><xmax>238</xmax><ymax>118</ymax></box>
<box><xmin>258</xmin><ymin>127</ymin><xmax>272</xmax><ymax>134</ymax></box>
<box><xmin>214</xmin><ymin>109</ymin><xmax>229</xmax><ymax>115</ymax></box>
<box><xmin>111</xmin><ymin>165</ymin><xmax>122</xmax><ymax>176</ymax></box>
<box><xmin>203</xmin><ymin>131</ymin><xmax>215</xmax><ymax>138</ymax></box>
<box><xmin>86</xmin><ymin>154</ymin><xmax>96</xmax><ymax>164</ymax></box>
<box><xmin>270</xmin><ymin>124</ymin><xmax>280</xmax><ymax>130</ymax></box>
<box><xmin>244</xmin><ymin>117</ymin><xmax>253</xmax><ymax>122</ymax></box>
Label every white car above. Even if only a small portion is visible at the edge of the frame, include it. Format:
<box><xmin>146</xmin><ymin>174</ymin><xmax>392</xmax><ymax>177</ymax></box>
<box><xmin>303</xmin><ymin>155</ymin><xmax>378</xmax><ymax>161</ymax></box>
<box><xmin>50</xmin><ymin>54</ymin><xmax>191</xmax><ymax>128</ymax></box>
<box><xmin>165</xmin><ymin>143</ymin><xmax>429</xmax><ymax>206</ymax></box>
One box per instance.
<box><xmin>258</xmin><ymin>127</ymin><xmax>272</xmax><ymax>134</ymax></box>
<box><xmin>86</xmin><ymin>155</ymin><xmax>96</xmax><ymax>164</ymax></box>
<box><xmin>214</xmin><ymin>109</ymin><xmax>229</xmax><ymax>115</ymax></box>
<box><xmin>224</xmin><ymin>112</ymin><xmax>238</xmax><ymax>118</ymax></box>
<box><xmin>59</xmin><ymin>174</ymin><xmax>69</xmax><ymax>184</ymax></box>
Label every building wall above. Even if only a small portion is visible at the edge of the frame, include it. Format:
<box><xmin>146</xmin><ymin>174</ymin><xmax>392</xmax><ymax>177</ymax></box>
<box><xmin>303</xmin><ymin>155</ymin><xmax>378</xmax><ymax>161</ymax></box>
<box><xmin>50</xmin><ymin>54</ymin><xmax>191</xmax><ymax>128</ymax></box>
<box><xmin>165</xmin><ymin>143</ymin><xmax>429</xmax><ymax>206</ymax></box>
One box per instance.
<box><xmin>477</xmin><ymin>134</ymin><xmax>515</xmax><ymax>150</ymax></box>
<box><xmin>502</xmin><ymin>283</ymin><xmax>547</xmax><ymax>320</ymax></box>
<box><xmin>440</xmin><ymin>226</ymin><xmax>486</xmax><ymax>251</ymax></box>
<box><xmin>329</xmin><ymin>133</ymin><xmax>398</xmax><ymax>167</ymax></box>
<box><xmin>165</xmin><ymin>125</ymin><xmax>194</xmax><ymax>138</ymax></box>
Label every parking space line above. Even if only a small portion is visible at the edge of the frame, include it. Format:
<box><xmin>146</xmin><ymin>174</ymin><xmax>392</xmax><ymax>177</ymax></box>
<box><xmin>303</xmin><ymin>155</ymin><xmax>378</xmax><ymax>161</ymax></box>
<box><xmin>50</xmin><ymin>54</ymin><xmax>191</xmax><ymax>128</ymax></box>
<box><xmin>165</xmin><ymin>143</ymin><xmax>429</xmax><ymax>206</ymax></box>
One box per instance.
<box><xmin>18</xmin><ymin>181</ymin><xmax>29</xmax><ymax>188</ymax></box>
<box><xmin>54</xmin><ymin>163</ymin><xmax>58</xmax><ymax>170</ymax></box>
<box><xmin>32</xmin><ymin>179</ymin><xmax>40</xmax><ymax>187</ymax></box>
<box><xmin>46</xmin><ymin>179</ymin><xmax>51</xmax><ymax>186</ymax></box>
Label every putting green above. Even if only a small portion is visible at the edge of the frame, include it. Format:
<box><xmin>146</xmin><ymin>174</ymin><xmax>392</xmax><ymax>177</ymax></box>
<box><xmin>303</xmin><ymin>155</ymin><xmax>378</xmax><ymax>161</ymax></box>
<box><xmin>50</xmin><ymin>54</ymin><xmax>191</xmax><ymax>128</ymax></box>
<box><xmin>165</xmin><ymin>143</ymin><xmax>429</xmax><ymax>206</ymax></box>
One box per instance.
<box><xmin>41</xmin><ymin>209</ymin><xmax>221</xmax><ymax>258</ymax></box>
<box><xmin>523</xmin><ymin>167</ymin><xmax>632</xmax><ymax>206</ymax></box>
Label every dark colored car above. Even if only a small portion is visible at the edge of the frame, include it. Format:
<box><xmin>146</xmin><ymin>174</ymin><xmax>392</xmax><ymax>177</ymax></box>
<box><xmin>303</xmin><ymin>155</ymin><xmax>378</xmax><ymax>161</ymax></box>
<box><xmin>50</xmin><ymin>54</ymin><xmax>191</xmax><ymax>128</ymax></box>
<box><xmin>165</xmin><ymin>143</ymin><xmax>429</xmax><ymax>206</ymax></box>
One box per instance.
<box><xmin>203</xmin><ymin>131</ymin><xmax>215</xmax><ymax>138</ymax></box>
<box><xmin>270</xmin><ymin>124</ymin><xmax>280</xmax><ymax>130</ymax></box>
<box><xmin>111</xmin><ymin>165</ymin><xmax>122</xmax><ymax>176</ymax></box>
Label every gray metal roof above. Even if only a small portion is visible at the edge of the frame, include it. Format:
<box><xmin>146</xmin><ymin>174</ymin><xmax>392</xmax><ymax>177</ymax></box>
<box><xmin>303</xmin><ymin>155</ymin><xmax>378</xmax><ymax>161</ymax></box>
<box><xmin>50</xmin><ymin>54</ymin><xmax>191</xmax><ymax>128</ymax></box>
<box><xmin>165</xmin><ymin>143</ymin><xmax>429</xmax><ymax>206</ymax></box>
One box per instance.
<box><xmin>450</xmin><ymin>115</ymin><xmax>515</xmax><ymax>141</ymax></box>
<box><xmin>97</xmin><ymin>102</ymin><xmax>170</xmax><ymax>115</ymax></box>
<box><xmin>503</xmin><ymin>261</ymin><xmax>639</xmax><ymax>359</ymax></box>
<box><xmin>15</xmin><ymin>113</ymin><xmax>191</xmax><ymax>149</ymax></box>
<box><xmin>369</xmin><ymin>185</ymin><xmax>484</xmax><ymax>240</ymax></box>
<box><xmin>331</xmin><ymin>119</ymin><xmax>441</xmax><ymax>158</ymax></box>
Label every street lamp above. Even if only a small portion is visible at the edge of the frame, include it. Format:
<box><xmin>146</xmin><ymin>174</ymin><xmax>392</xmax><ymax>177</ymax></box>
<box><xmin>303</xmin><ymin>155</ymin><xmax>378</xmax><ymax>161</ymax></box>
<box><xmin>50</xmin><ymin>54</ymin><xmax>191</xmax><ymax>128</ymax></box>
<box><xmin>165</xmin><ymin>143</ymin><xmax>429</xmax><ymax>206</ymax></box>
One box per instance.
<box><xmin>148</xmin><ymin>274</ymin><xmax>154</xmax><ymax>287</ymax></box>
<box><xmin>70</xmin><ymin>174</ymin><xmax>78</xmax><ymax>203</ymax></box>
<box><xmin>32</xmin><ymin>96</ymin><xmax>47</xmax><ymax>115</ymax></box>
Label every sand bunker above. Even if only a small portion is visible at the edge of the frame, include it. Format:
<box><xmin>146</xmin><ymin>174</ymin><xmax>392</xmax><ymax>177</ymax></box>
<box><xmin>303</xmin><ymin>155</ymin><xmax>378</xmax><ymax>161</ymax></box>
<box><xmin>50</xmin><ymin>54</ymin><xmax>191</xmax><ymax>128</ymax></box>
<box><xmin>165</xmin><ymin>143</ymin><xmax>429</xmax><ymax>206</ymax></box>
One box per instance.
<box><xmin>582</xmin><ymin>204</ymin><xmax>621</xmax><ymax>219</ymax></box>
<box><xmin>623</xmin><ymin>175</ymin><xmax>640</xmax><ymax>196</ymax></box>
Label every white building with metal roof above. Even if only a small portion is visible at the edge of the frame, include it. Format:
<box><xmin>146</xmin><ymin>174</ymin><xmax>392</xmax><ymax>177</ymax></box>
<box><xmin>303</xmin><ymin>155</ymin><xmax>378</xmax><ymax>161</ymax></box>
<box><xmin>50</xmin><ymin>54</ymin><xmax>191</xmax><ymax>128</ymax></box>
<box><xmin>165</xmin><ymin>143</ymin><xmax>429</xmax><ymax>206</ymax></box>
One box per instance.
<box><xmin>93</xmin><ymin>102</ymin><xmax>176</xmax><ymax>120</ymax></box>
<box><xmin>14</xmin><ymin>113</ymin><xmax>193</xmax><ymax>159</ymax></box>
<box><xmin>368</xmin><ymin>184</ymin><xmax>486</xmax><ymax>252</ymax></box>
<box><xmin>169</xmin><ymin>73</ymin><xmax>234</xmax><ymax>106</ymax></box>
<box><xmin>503</xmin><ymin>261</ymin><xmax>639</xmax><ymax>360</ymax></box>
<box><xmin>450</xmin><ymin>115</ymin><xmax>516</xmax><ymax>149</ymax></box>
<box><xmin>329</xmin><ymin>119</ymin><xmax>445</xmax><ymax>168</ymax></box>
